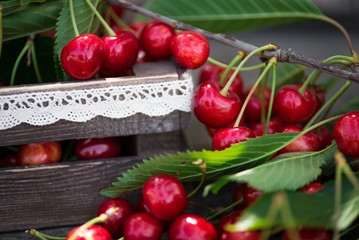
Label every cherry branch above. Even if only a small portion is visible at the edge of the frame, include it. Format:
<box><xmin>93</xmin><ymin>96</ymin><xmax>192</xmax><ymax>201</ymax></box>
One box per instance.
<box><xmin>106</xmin><ymin>0</ymin><xmax>359</xmax><ymax>83</ymax></box>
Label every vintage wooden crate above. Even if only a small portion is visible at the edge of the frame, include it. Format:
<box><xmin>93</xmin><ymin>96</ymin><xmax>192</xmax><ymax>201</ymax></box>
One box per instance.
<box><xmin>0</xmin><ymin>61</ymin><xmax>192</xmax><ymax>232</ymax></box>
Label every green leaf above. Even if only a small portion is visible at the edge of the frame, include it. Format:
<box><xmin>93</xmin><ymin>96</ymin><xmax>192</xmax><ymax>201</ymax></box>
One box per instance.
<box><xmin>54</xmin><ymin>0</ymin><xmax>100</xmax><ymax>81</ymax></box>
<box><xmin>267</xmin><ymin>63</ymin><xmax>305</xmax><ymax>90</ymax></box>
<box><xmin>3</xmin><ymin>0</ymin><xmax>65</xmax><ymax>41</ymax></box>
<box><xmin>100</xmin><ymin>132</ymin><xmax>301</xmax><ymax>197</ymax></box>
<box><xmin>204</xmin><ymin>143</ymin><xmax>337</xmax><ymax>195</ymax></box>
<box><xmin>233</xmin><ymin>173</ymin><xmax>359</xmax><ymax>231</ymax></box>
<box><xmin>141</xmin><ymin>0</ymin><xmax>323</xmax><ymax>33</ymax></box>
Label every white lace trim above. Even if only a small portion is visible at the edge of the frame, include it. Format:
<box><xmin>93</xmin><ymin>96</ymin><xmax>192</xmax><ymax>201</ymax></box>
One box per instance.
<box><xmin>0</xmin><ymin>77</ymin><xmax>193</xmax><ymax>130</ymax></box>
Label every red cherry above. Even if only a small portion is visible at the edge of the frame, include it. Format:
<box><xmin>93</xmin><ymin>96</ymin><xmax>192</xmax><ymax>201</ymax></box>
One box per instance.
<box><xmin>171</xmin><ymin>31</ymin><xmax>209</xmax><ymax>69</ymax></box>
<box><xmin>311</xmin><ymin>85</ymin><xmax>326</xmax><ymax>114</ymax></box>
<box><xmin>111</xmin><ymin>5</ymin><xmax>123</xmax><ymax>17</ymax></box>
<box><xmin>143</xmin><ymin>173</ymin><xmax>187</xmax><ymax>221</ymax></box>
<box><xmin>311</xmin><ymin>126</ymin><xmax>333</xmax><ymax>150</ymax></box>
<box><xmin>168</xmin><ymin>214</ymin><xmax>218</xmax><ymax>240</ymax></box>
<box><xmin>279</xmin><ymin>125</ymin><xmax>321</xmax><ymax>154</ymax></box>
<box><xmin>123</xmin><ymin>212</ymin><xmax>163</xmax><ymax>240</ymax></box>
<box><xmin>97</xmin><ymin>197</ymin><xmax>136</xmax><ymax>238</ymax></box>
<box><xmin>298</xmin><ymin>182</ymin><xmax>324</xmax><ymax>194</ymax></box>
<box><xmin>333</xmin><ymin>111</ymin><xmax>359</xmax><ymax>157</ymax></box>
<box><xmin>193</xmin><ymin>81</ymin><xmax>242</xmax><ymax>128</ymax></box>
<box><xmin>199</xmin><ymin>62</ymin><xmax>243</xmax><ymax>97</ymax></box>
<box><xmin>217</xmin><ymin>210</ymin><xmax>243</xmax><ymax>236</ymax></box>
<box><xmin>247</xmin><ymin>117</ymin><xmax>285</xmax><ymax>137</ymax></box>
<box><xmin>140</xmin><ymin>21</ymin><xmax>175</xmax><ymax>59</ymax></box>
<box><xmin>75</xmin><ymin>137</ymin><xmax>121</xmax><ymax>160</ymax></box>
<box><xmin>130</xmin><ymin>21</ymin><xmax>147</xmax><ymax>38</ymax></box>
<box><xmin>241</xmin><ymin>85</ymin><xmax>271</xmax><ymax>123</ymax></box>
<box><xmin>243</xmin><ymin>184</ymin><xmax>263</xmax><ymax>206</ymax></box>
<box><xmin>101</xmin><ymin>30</ymin><xmax>139</xmax><ymax>76</ymax></box>
<box><xmin>274</xmin><ymin>84</ymin><xmax>317</xmax><ymax>124</ymax></box>
<box><xmin>66</xmin><ymin>225</ymin><xmax>112</xmax><ymax>240</ymax></box>
<box><xmin>17</xmin><ymin>141</ymin><xmax>62</xmax><ymax>166</ymax></box>
<box><xmin>232</xmin><ymin>183</ymin><xmax>247</xmax><ymax>210</ymax></box>
<box><xmin>61</xmin><ymin>34</ymin><xmax>104</xmax><ymax>80</ymax></box>
<box><xmin>0</xmin><ymin>152</ymin><xmax>17</xmax><ymax>168</ymax></box>
<box><xmin>212</xmin><ymin>127</ymin><xmax>255</xmax><ymax>151</ymax></box>
<box><xmin>282</xmin><ymin>227</ymin><xmax>330</xmax><ymax>240</ymax></box>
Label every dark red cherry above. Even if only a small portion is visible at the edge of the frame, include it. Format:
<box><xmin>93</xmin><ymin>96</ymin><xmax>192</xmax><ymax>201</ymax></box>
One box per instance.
<box><xmin>111</xmin><ymin>5</ymin><xmax>124</xmax><ymax>17</ymax></box>
<box><xmin>65</xmin><ymin>225</ymin><xmax>112</xmax><ymax>240</ymax></box>
<box><xmin>193</xmin><ymin>81</ymin><xmax>242</xmax><ymax>128</ymax></box>
<box><xmin>298</xmin><ymin>182</ymin><xmax>324</xmax><ymax>194</ymax></box>
<box><xmin>17</xmin><ymin>141</ymin><xmax>62</xmax><ymax>166</ymax></box>
<box><xmin>199</xmin><ymin>62</ymin><xmax>243</xmax><ymax>97</ymax></box>
<box><xmin>241</xmin><ymin>85</ymin><xmax>271</xmax><ymax>123</ymax></box>
<box><xmin>279</xmin><ymin>125</ymin><xmax>321</xmax><ymax>154</ymax></box>
<box><xmin>168</xmin><ymin>214</ymin><xmax>218</xmax><ymax>240</ymax></box>
<box><xmin>232</xmin><ymin>183</ymin><xmax>247</xmax><ymax>210</ymax></box>
<box><xmin>61</xmin><ymin>34</ymin><xmax>104</xmax><ymax>80</ymax></box>
<box><xmin>247</xmin><ymin>117</ymin><xmax>285</xmax><ymax>137</ymax></box>
<box><xmin>75</xmin><ymin>137</ymin><xmax>121</xmax><ymax>160</ymax></box>
<box><xmin>171</xmin><ymin>31</ymin><xmax>209</xmax><ymax>69</ymax></box>
<box><xmin>97</xmin><ymin>197</ymin><xmax>136</xmax><ymax>238</ymax></box>
<box><xmin>0</xmin><ymin>152</ymin><xmax>17</xmax><ymax>168</ymax></box>
<box><xmin>282</xmin><ymin>227</ymin><xmax>330</xmax><ymax>240</ymax></box>
<box><xmin>243</xmin><ymin>184</ymin><xmax>263</xmax><ymax>206</ymax></box>
<box><xmin>274</xmin><ymin>84</ymin><xmax>317</xmax><ymax>124</ymax></box>
<box><xmin>136</xmin><ymin>197</ymin><xmax>151</xmax><ymax>213</ymax></box>
<box><xmin>311</xmin><ymin>126</ymin><xmax>333</xmax><ymax>150</ymax></box>
<box><xmin>212</xmin><ymin>127</ymin><xmax>255</xmax><ymax>151</ymax></box>
<box><xmin>123</xmin><ymin>212</ymin><xmax>163</xmax><ymax>240</ymax></box>
<box><xmin>311</xmin><ymin>85</ymin><xmax>326</xmax><ymax>114</ymax></box>
<box><xmin>101</xmin><ymin>30</ymin><xmax>139</xmax><ymax>76</ymax></box>
<box><xmin>143</xmin><ymin>173</ymin><xmax>187</xmax><ymax>221</ymax></box>
<box><xmin>140</xmin><ymin>21</ymin><xmax>175</xmax><ymax>59</ymax></box>
<box><xmin>333</xmin><ymin>111</ymin><xmax>359</xmax><ymax>157</ymax></box>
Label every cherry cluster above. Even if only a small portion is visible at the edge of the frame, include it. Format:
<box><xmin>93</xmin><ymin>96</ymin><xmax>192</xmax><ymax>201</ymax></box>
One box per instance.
<box><xmin>60</xmin><ymin>9</ymin><xmax>209</xmax><ymax>80</ymax></box>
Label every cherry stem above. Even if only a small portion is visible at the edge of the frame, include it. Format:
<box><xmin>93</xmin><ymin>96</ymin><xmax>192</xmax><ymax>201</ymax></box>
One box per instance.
<box><xmin>303</xmin><ymin>80</ymin><xmax>351</xmax><ymax>130</ymax></box>
<box><xmin>260</xmin><ymin>71</ymin><xmax>269</xmax><ymax>123</ymax></box>
<box><xmin>205</xmin><ymin>198</ymin><xmax>243</xmax><ymax>221</ymax></box>
<box><xmin>219</xmin><ymin>52</ymin><xmax>243</xmax><ymax>86</ymax></box>
<box><xmin>220</xmin><ymin>44</ymin><xmax>275</xmax><ymax>97</ymax></box>
<box><xmin>108</xmin><ymin>6</ymin><xmax>134</xmax><ymax>33</ymax></box>
<box><xmin>69</xmin><ymin>0</ymin><xmax>80</xmax><ymax>37</ymax></box>
<box><xmin>207</xmin><ymin>57</ymin><xmax>266</xmax><ymax>72</ymax></box>
<box><xmin>333</xmin><ymin>151</ymin><xmax>343</xmax><ymax>240</ymax></box>
<box><xmin>26</xmin><ymin>229</ymin><xmax>65</xmax><ymax>240</ymax></box>
<box><xmin>233</xmin><ymin>59</ymin><xmax>274</xmax><ymax>127</ymax></box>
<box><xmin>264</xmin><ymin>63</ymin><xmax>277</xmax><ymax>135</ymax></box>
<box><xmin>10</xmin><ymin>38</ymin><xmax>33</xmax><ymax>86</ymax></box>
<box><xmin>188</xmin><ymin>200</ymin><xmax>216</xmax><ymax>213</ymax></box>
<box><xmin>30</xmin><ymin>43</ymin><xmax>43</xmax><ymax>83</ymax></box>
<box><xmin>84</xmin><ymin>0</ymin><xmax>116</xmax><ymax>36</ymax></box>
<box><xmin>277</xmin><ymin>192</ymin><xmax>301</xmax><ymax>240</ymax></box>
<box><xmin>187</xmin><ymin>159</ymin><xmax>207</xmax><ymax>199</ymax></box>
<box><xmin>335</xmin><ymin>151</ymin><xmax>359</xmax><ymax>193</ymax></box>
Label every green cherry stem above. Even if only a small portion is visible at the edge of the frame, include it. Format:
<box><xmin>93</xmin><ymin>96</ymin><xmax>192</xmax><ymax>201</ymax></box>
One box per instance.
<box><xmin>187</xmin><ymin>159</ymin><xmax>207</xmax><ymax>199</ymax></box>
<box><xmin>84</xmin><ymin>0</ymin><xmax>116</xmax><ymax>36</ymax></box>
<box><xmin>219</xmin><ymin>52</ymin><xmax>243</xmax><ymax>86</ymax></box>
<box><xmin>207</xmin><ymin>57</ymin><xmax>266</xmax><ymax>72</ymax></box>
<box><xmin>303</xmin><ymin>80</ymin><xmax>351</xmax><ymax>130</ymax></box>
<box><xmin>220</xmin><ymin>44</ymin><xmax>276</xmax><ymax>96</ymax></box>
<box><xmin>108</xmin><ymin>6</ymin><xmax>134</xmax><ymax>33</ymax></box>
<box><xmin>188</xmin><ymin>200</ymin><xmax>216</xmax><ymax>213</ymax></box>
<box><xmin>333</xmin><ymin>151</ymin><xmax>343</xmax><ymax>240</ymax></box>
<box><xmin>335</xmin><ymin>151</ymin><xmax>359</xmax><ymax>193</ymax></box>
<box><xmin>30</xmin><ymin>43</ymin><xmax>43</xmax><ymax>83</ymax></box>
<box><xmin>277</xmin><ymin>192</ymin><xmax>301</xmax><ymax>240</ymax></box>
<box><xmin>205</xmin><ymin>199</ymin><xmax>243</xmax><ymax>221</ymax></box>
<box><xmin>233</xmin><ymin>60</ymin><xmax>274</xmax><ymax>127</ymax></box>
<box><xmin>10</xmin><ymin>40</ymin><xmax>32</xmax><ymax>86</ymax></box>
<box><xmin>69</xmin><ymin>0</ymin><xmax>80</xmax><ymax>37</ymax></box>
<box><xmin>264</xmin><ymin>61</ymin><xmax>277</xmax><ymax>135</ymax></box>
<box><xmin>26</xmin><ymin>229</ymin><xmax>65</xmax><ymax>240</ymax></box>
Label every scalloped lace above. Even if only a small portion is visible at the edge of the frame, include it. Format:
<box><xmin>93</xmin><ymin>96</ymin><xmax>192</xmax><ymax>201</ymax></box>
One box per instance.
<box><xmin>0</xmin><ymin>77</ymin><xmax>193</xmax><ymax>130</ymax></box>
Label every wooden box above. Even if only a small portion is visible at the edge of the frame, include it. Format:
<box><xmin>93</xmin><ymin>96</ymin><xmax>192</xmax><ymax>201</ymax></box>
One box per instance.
<box><xmin>0</xmin><ymin>61</ymin><xmax>192</xmax><ymax>232</ymax></box>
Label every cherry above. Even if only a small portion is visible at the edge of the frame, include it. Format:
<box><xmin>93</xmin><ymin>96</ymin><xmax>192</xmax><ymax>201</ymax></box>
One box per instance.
<box><xmin>298</xmin><ymin>182</ymin><xmax>324</xmax><ymax>194</ymax></box>
<box><xmin>193</xmin><ymin>81</ymin><xmax>242</xmax><ymax>128</ymax></box>
<box><xmin>243</xmin><ymin>184</ymin><xmax>263</xmax><ymax>206</ymax></box>
<box><xmin>221</xmin><ymin>230</ymin><xmax>261</xmax><ymax>240</ymax></box>
<box><xmin>212</xmin><ymin>127</ymin><xmax>255</xmax><ymax>151</ymax></box>
<box><xmin>0</xmin><ymin>152</ymin><xmax>17</xmax><ymax>168</ymax></box>
<box><xmin>333</xmin><ymin>111</ymin><xmax>359</xmax><ymax>157</ymax></box>
<box><xmin>232</xmin><ymin>183</ymin><xmax>247</xmax><ymax>210</ymax></box>
<box><xmin>61</xmin><ymin>34</ymin><xmax>104</xmax><ymax>80</ymax></box>
<box><xmin>96</xmin><ymin>197</ymin><xmax>136</xmax><ymax>238</ymax></box>
<box><xmin>168</xmin><ymin>213</ymin><xmax>218</xmax><ymax>240</ymax></box>
<box><xmin>311</xmin><ymin>126</ymin><xmax>333</xmax><ymax>150</ymax></box>
<box><xmin>217</xmin><ymin>210</ymin><xmax>243</xmax><ymax>236</ymax></box>
<box><xmin>139</xmin><ymin>21</ymin><xmax>175</xmax><ymax>59</ymax></box>
<box><xmin>101</xmin><ymin>30</ymin><xmax>139</xmax><ymax>76</ymax></box>
<box><xmin>273</xmin><ymin>84</ymin><xmax>317</xmax><ymax>124</ymax></box>
<box><xmin>65</xmin><ymin>225</ymin><xmax>112</xmax><ymax>240</ymax></box>
<box><xmin>247</xmin><ymin>117</ymin><xmax>285</xmax><ymax>137</ymax></box>
<box><xmin>130</xmin><ymin>21</ymin><xmax>147</xmax><ymax>38</ymax></box>
<box><xmin>75</xmin><ymin>137</ymin><xmax>121</xmax><ymax>160</ymax></box>
<box><xmin>311</xmin><ymin>85</ymin><xmax>326</xmax><ymax>114</ymax></box>
<box><xmin>142</xmin><ymin>173</ymin><xmax>187</xmax><ymax>221</ymax></box>
<box><xmin>278</xmin><ymin>125</ymin><xmax>321</xmax><ymax>154</ymax></box>
<box><xmin>282</xmin><ymin>227</ymin><xmax>330</xmax><ymax>240</ymax></box>
<box><xmin>123</xmin><ymin>212</ymin><xmax>163</xmax><ymax>240</ymax></box>
<box><xmin>111</xmin><ymin>5</ymin><xmax>123</xmax><ymax>17</ymax></box>
<box><xmin>241</xmin><ymin>85</ymin><xmax>271</xmax><ymax>123</ymax></box>
<box><xmin>17</xmin><ymin>141</ymin><xmax>62</xmax><ymax>166</ymax></box>
<box><xmin>199</xmin><ymin>62</ymin><xmax>243</xmax><ymax>97</ymax></box>
<box><xmin>171</xmin><ymin>31</ymin><xmax>209</xmax><ymax>69</ymax></box>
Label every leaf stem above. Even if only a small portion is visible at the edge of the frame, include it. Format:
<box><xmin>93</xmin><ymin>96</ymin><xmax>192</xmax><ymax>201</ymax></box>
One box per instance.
<box><xmin>69</xmin><ymin>0</ymin><xmax>80</xmax><ymax>37</ymax></box>
<box><xmin>219</xmin><ymin>52</ymin><xmax>243</xmax><ymax>86</ymax></box>
<box><xmin>84</xmin><ymin>0</ymin><xmax>116</xmax><ymax>36</ymax></box>
<box><xmin>10</xmin><ymin>40</ymin><xmax>32</xmax><ymax>86</ymax></box>
<box><xmin>30</xmin><ymin>44</ymin><xmax>43</xmax><ymax>83</ymax></box>
<box><xmin>233</xmin><ymin>59</ymin><xmax>274</xmax><ymax>127</ymax></box>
